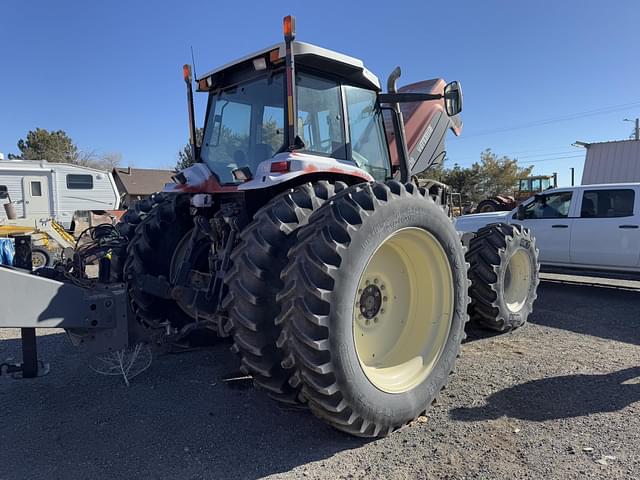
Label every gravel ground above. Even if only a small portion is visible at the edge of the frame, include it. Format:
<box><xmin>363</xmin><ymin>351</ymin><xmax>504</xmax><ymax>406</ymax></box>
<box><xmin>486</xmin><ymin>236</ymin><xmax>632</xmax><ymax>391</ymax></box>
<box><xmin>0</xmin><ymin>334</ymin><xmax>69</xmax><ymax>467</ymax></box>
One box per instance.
<box><xmin>1</xmin><ymin>275</ymin><xmax>639</xmax><ymax>480</ymax></box>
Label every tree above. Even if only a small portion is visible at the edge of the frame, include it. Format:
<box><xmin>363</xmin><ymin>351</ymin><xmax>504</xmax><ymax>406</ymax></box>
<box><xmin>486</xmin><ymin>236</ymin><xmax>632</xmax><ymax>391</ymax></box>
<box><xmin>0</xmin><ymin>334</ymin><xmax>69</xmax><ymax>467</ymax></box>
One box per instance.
<box><xmin>474</xmin><ymin>149</ymin><xmax>533</xmax><ymax>199</ymax></box>
<box><xmin>9</xmin><ymin>128</ymin><xmax>78</xmax><ymax>163</ymax></box>
<box><xmin>420</xmin><ymin>149</ymin><xmax>533</xmax><ymax>204</ymax></box>
<box><xmin>9</xmin><ymin>128</ymin><xmax>123</xmax><ymax>171</ymax></box>
<box><xmin>176</xmin><ymin>128</ymin><xmax>204</xmax><ymax>171</ymax></box>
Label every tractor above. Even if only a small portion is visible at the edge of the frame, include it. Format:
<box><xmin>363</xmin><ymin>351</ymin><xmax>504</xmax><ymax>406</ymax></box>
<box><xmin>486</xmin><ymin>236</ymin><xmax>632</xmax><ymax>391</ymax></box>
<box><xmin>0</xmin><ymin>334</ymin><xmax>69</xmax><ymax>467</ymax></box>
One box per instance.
<box><xmin>474</xmin><ymin>174</ymin><xmax>558</xmax><ymax>213</ymax></box>
<box><xmin>2</xmin><ymin>16</ymin><xmax>539</xmax><ymax>438</ymax></box>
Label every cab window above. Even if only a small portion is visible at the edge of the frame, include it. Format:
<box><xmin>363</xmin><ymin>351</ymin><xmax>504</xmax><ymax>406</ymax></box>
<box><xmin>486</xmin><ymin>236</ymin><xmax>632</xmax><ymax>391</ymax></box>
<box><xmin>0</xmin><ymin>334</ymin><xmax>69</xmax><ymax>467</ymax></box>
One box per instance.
<box><xmin>344</xmin><ymin>85</ymin><xmax>390</xmax><ymax>181</ymax></box>
<box><xmin>522</xmin><ymin>191</ymin><xmax>573</xmax><ymax>219</ymax></box>
<box><xmin>296</xmin><ymin>73</ymin><xmax>346</xmax><ymax>159</ymax></box>
<box><xmin>581</xmin><ymin>189</ymin><xmax>635</xmax><ymax>218</ymax></box>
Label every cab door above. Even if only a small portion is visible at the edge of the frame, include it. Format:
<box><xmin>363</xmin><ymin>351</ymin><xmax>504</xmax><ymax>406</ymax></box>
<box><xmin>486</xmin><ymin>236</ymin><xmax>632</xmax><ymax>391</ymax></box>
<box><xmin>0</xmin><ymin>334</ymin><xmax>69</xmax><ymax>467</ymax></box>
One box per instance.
<box><xmin>512</xmin><ymin>190</ymin><xmax>575</xmax><ymax>264</ymax></box>
<box><xmin>570</xmin><ymin>187</ymin><xmax>640</xmax><ymax>268</ymax></box>
<box><xmin>22</xmin><ymin>176</ymin><xmax>50</xmax><ymax>217</ymax></box>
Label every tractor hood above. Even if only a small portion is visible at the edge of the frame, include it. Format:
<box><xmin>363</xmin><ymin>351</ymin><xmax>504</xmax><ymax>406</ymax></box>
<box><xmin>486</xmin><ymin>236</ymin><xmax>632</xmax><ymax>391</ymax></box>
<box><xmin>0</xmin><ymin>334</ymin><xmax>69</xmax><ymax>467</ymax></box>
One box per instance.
<box><xmin>453</xmin><ymin>210</ymin><xmax>512</xmax><ymax>234</ymax></box>
<box><xmin>385</xmin><ymin>79</ymin><xmax>463</xmax><ymax>176</ymax></box>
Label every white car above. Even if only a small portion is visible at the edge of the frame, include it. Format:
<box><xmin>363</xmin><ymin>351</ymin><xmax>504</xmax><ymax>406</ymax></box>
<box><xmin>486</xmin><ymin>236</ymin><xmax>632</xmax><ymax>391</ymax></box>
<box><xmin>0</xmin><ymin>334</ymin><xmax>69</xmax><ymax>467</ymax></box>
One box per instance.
<box><xmin>455</xmin><ymin>183</ymin><xmax>640</xmax><ymax>275</ymax></box>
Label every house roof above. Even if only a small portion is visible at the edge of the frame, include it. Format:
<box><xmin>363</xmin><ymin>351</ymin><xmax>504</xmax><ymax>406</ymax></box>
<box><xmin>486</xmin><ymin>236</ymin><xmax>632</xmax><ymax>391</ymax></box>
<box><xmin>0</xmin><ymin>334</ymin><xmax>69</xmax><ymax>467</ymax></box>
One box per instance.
<box><xmin>112</xmin><ymin>167</ymin><xmax>175</xmax><ymax>195</ymax></box>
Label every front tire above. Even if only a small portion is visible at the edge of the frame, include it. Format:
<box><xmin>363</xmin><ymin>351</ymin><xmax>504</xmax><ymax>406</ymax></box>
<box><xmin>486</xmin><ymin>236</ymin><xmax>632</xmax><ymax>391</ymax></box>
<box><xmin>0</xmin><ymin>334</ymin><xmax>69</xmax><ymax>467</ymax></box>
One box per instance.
<box><xmin>278</xmin><ymin>181</ymin><xmax>470</xmax><ymax>437</ymax></box>
<box><xmin>467</xmin><ymin>223</ymin><xmax>539</xmax><ymax>332</ymax></box>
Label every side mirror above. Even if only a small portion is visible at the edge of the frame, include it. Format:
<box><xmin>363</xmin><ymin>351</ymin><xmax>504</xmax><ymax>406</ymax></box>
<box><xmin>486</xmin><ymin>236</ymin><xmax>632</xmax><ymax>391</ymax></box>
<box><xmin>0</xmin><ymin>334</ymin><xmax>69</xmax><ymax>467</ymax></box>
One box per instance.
<box><xmin>516</xmin><ymin>204</ymin><xmax>525</xmax><ymax>221</ymax></box>
<box><xmin>444</xmin><ymin>81</ymin><xmax>463</xmax><ymax>116</ymax></box>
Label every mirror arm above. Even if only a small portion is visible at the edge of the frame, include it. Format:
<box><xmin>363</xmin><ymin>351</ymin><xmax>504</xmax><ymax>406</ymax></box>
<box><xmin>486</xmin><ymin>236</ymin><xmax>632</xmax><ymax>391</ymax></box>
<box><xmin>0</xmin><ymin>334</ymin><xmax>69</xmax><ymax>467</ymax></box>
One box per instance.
<box><xmin>378</xmin><ymin>93</ymin><xmax>443</xmax><ymax>104</ymax></box>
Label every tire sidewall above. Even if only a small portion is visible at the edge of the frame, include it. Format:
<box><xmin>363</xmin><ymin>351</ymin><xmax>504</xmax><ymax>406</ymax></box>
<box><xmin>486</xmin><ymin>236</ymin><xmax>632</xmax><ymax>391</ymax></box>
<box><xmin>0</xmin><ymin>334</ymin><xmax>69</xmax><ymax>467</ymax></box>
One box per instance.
<box><xmin>326</xmin><ymin>191</ymin><xmax>467</xmax><ymax>424</ymax></box>
<box><xmin>494</xmin><ymin>229</ymin><xmax>539</xmax><ymax>324</ymax></box>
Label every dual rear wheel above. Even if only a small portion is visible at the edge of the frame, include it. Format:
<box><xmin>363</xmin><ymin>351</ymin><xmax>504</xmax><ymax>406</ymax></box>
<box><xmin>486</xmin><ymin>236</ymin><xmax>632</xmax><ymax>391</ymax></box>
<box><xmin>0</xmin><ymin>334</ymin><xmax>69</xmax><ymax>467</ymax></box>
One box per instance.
<box><xmin>228</xmin><ymin>180</ymin><xmax>470</xmax><ymax>436</ymax></box>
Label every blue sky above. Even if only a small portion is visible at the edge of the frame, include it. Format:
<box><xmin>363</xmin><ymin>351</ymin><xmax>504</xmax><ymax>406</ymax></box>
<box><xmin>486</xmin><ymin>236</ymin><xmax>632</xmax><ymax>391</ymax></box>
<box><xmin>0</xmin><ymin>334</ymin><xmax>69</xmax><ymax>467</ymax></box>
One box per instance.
<box><xmin>1</xmin><ymin>1</ymin><xmax>638</xmax><ymax>186</ymax></box>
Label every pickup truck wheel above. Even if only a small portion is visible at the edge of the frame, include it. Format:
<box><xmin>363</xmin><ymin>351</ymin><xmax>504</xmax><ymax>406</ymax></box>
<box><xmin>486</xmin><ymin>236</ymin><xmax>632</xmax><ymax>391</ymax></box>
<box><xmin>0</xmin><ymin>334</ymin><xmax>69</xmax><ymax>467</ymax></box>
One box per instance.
<box><xmin>467</xmin><ymin>223</ymin><xmax>539</xmax><ymax>332</ymax></box>
<box><xmin>224</xmin><ymin>181</ymin><xmax>346</xmax><ymax>405</ymax></box>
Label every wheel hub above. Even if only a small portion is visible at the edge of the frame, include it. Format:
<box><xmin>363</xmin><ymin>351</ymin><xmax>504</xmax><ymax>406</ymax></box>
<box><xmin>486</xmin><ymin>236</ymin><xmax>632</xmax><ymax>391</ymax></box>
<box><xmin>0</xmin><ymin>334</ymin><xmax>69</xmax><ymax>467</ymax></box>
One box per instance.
<box><xmin>359</xmin><ymin>284</ymin><xmax>382</xmax><ymax>319</ymax></box>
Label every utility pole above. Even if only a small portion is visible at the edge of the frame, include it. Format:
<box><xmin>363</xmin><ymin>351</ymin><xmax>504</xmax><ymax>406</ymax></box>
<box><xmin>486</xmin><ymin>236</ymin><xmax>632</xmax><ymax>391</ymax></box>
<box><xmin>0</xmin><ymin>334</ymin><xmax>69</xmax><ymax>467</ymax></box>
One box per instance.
<box><xmin>623</xmin><ymin>118</ymin><xmax>639</xmax><ymax>140</ymax></box>
<box><xmin>570</xmin><ymin>167</ymin><xmax>575</xmax><ymax>186</ymax></box>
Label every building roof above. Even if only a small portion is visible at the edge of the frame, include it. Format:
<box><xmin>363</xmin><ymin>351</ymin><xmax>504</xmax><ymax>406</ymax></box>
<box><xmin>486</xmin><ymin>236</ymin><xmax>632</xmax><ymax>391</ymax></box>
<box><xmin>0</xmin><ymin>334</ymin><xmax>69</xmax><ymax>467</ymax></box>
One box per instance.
<box><xmin>112</xmin><ymin>167</ymin><xmax>174</xmax><ymax>195</ymax></box>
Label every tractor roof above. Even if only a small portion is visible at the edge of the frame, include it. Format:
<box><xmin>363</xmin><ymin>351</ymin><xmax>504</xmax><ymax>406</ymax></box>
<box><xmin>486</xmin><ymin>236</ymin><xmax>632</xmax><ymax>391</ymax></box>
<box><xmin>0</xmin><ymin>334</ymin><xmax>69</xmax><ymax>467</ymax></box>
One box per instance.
<box><xmin>198</xmin><ymin>41</ymin><xmax>381</xmax><ymax>92</ymax></box>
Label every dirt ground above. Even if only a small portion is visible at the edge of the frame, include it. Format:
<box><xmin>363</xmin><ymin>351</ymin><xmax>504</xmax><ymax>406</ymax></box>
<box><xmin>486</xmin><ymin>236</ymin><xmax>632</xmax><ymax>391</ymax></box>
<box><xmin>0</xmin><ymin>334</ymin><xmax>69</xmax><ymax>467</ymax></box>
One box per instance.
<box><xmin>1</xmin><ymin>275</ymin><xmax>639</xmax><ymax>480</ymax></box>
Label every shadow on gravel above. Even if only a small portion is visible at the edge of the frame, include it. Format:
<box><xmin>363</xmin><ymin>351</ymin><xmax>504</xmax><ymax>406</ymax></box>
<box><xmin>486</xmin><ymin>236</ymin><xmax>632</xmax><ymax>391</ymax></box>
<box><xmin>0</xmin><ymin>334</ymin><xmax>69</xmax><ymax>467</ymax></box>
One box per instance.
<box><xmin>450</xmin><ymin>367</ymin><xmax>640</xmax><ymax>422</ymax></box>
<box><xmin>0</xmin><ymin>333</ymin><xmax>368</xmax><ymax>480</ymax></box>
<box><xmin>529</xmin><ymin>281</ymin><xmax>640</xmax><ymax>346</ymax></box>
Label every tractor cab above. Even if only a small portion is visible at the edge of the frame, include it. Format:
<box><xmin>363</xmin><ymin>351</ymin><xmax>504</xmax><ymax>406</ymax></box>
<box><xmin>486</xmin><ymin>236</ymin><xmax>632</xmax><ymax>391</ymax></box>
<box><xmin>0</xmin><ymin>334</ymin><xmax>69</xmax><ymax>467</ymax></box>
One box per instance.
<box><xmin>516</xmin><ymin>174</ymin><xmax>557</xmax><ymax>201</ymax></box>
<box><xmin>172</xmin><ymin>16</ymin><xmax>463</xmax><ymax>195</ymax></box>
<box><xmin>195</xmin><ymin>40</ymin><xmax>389</xmax><ymax>185</ymax></box>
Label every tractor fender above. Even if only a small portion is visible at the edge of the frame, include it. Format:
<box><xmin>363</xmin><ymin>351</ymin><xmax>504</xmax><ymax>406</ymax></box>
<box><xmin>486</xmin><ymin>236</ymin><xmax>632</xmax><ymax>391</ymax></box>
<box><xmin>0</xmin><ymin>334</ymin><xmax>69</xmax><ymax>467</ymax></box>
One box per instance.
<box><xmin>163</xmin><ymin>152</ymin><xmax>373</xmax><ymax>195</ymax></box>
<box><xmin>237</xmin><ymin>151</ymin><xmax>373</xmax><ymax>190</ymax></box>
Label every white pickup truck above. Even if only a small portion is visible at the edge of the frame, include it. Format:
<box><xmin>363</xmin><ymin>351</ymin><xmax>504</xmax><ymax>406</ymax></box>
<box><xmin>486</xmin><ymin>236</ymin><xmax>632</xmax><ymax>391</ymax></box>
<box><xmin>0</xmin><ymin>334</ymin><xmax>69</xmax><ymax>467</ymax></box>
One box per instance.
<box><xmin>455</xmin><ymin>183</ymin><xmax>640</xmax><ymax>276</ymax></box>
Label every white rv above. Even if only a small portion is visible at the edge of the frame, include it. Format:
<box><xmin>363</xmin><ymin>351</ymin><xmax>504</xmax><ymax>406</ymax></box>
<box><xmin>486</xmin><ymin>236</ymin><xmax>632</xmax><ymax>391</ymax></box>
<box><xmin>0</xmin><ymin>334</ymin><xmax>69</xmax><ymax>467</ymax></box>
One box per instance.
<box><xmin>0</xmin><ymin>159</ymin><xmax>120</xmax><ymax>230</ymax></box>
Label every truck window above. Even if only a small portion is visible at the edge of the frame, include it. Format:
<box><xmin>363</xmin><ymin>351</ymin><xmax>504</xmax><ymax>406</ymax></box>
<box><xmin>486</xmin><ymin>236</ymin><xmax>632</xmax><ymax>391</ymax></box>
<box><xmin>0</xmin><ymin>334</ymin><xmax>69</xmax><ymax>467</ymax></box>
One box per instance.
<box><xmin>67</xmin><ymin>174</ymin><xmax>94</xmax><ymax>190</ymax></box>
<box><xmin>581</xmin><ymin>189</ymin><xmax>635</xmax><ymax>218</ymax></box>
<box><xmin>523</xmin><ymin>191</ymin><xmax>573</xmax><ymax>219</ymax></box>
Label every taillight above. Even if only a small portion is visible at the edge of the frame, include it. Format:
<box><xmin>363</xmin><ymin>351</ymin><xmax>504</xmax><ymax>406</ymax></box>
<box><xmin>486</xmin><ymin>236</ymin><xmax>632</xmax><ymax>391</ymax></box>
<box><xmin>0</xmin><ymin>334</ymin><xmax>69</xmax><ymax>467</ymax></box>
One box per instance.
<box><xmin>270</xmin><ymin>161</ymin><xmax>290</xmax><ymax>173</ymax></box>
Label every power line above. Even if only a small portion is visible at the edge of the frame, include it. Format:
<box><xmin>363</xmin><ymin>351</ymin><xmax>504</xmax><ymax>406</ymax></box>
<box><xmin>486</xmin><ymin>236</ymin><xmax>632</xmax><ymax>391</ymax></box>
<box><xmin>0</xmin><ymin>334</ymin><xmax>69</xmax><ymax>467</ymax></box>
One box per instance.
<box><xmin>458</xmin><ymin>100</ymin><xmax>640</xmax><ymax>139</ymax></box>
<box><xmin>451</xmin><ymin>154</ymin><xmax>584</xmax><ymax>167</ymax></box>
<box><xmin>450</xmin><ymin>149</ymin><xmax>581</xmax><ymax>164</ymax></box>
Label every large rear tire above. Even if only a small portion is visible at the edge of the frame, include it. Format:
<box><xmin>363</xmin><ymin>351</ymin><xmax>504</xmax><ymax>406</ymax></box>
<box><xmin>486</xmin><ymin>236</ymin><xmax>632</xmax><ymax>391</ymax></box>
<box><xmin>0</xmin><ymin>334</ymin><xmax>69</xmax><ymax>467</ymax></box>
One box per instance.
<box><xmin>124</xmin><ymin>194</ymin><xmax>198</xmax><ymax>330</ymax></box>
<box><xmin>111</xmin><ymin>194</ymin><xmax>164</xmax><ymax>281</ymax></box>
<box><xmin>278</xmin><ymin>181</ymin><xmax>469</xmax><ymax>437</ymax></box>
<box><xmin>467</xmin><ymin>223</ymin><xmax>539</xmax><ymax>332</ymax></box>
<box><xmin>475</xmin><ymin>198</ymin><xmax>501</xmax><ymax>213</ymax></box>
<box><xmin>224</xmin><ymin>181</ymin><xmax>345</xmax><ymax>404</ymax></box>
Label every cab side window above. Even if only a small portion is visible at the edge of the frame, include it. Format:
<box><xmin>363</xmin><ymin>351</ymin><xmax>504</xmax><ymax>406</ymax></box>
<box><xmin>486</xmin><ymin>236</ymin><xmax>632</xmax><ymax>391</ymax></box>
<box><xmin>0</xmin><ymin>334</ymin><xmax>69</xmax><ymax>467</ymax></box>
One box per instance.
<box><xmin>523</xmin><ymin>192</ymin><xmax>573</xmax><ymax>219</ymax></box>
<box><xmin>581</xmin><ymin>189</ymin><xmax>635</xmax><ymax>218</ymax></box>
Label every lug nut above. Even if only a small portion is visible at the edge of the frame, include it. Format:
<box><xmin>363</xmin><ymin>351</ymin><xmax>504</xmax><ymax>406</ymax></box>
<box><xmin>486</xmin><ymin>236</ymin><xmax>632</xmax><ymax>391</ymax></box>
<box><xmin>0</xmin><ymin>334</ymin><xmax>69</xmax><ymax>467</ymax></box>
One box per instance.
<box><xmin>373</xmin><ymin>317</ymin><xmax>378</xmax><ymax>323</ymax></box>
<box><xmin>380</xmin><ymin>309</ymin><xmax>385</xmax><ymax>314</ymax></box>
<box><xmin>383</xmin><ymin>296</ymin><xmax>388</xmax><ymax>302</ymax></box>
<box><xmin>373</xmin><ymin>278</ymin><xmax>379</xmax><ymax>284</ymax></box>
<box><xmin>365</xmin><ymin>319</ymin><xmax>370</xmax><ymax>325</ymax></box>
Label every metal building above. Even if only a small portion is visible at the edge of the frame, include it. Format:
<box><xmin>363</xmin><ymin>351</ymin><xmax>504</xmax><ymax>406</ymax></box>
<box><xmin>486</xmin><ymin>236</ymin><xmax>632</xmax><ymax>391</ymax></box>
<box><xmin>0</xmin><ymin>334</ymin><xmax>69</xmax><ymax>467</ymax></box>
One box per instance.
<box><xmin>580</xmin><ymin>139</ymin><xmax>640</xmax><ymax>185</ymax></box>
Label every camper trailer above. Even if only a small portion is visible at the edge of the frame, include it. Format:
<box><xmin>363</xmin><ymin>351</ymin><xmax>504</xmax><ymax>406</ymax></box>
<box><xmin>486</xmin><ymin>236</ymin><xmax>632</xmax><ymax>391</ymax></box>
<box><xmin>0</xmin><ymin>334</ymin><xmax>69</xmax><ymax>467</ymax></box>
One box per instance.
<box><xmin>0</xmin><ymin>159</ymin><xmax>120</xmax><ymax>230</ymax></box>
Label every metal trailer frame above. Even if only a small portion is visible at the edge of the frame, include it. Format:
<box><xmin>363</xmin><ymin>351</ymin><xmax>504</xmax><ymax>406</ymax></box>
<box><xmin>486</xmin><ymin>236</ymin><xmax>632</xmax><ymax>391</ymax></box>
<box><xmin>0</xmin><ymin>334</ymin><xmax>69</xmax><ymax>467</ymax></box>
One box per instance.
<box><xmin>0</xmin><ymin>238</ymin><xmax>133</xmax><ymax>378</ymax></box>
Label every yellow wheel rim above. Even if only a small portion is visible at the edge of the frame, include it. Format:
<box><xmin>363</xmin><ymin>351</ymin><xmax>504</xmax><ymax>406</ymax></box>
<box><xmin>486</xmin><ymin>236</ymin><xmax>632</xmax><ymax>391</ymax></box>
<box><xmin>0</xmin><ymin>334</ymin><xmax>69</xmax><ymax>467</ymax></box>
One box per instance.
<box><xmin>353</xmin><ymin>227</ymin><xmax>454</xmax><ymax>394</ymax></box>
<box><xmin>502</xmin><ymin>249</ymin><xmax>532</xmax><ymax>312</ymax></box>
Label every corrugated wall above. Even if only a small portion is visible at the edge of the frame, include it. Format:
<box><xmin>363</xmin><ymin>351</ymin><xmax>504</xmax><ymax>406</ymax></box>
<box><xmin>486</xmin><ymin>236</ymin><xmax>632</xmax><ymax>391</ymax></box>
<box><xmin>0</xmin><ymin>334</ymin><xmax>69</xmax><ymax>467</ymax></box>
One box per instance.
<box><xmin>582</xmin><ymin>140</ymin><xmax>640</xmax><ymax>184</ymax></box>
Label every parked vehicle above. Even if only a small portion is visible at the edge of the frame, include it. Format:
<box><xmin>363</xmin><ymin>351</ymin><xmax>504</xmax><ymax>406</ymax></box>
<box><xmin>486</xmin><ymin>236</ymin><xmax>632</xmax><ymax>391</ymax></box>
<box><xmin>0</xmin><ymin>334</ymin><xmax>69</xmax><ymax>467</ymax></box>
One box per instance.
<box><xmin>0</xmin><ymin>159</ymin><xmax>120</xmax><ymax>230</ymax></box>
<box><xmin>0</xmin><ymin>16</ymin><xmax>540</xmax><ymax>438</ymax></box>
<box><xmin>456</xmin><ymin>183</ymin><xmax>640</xmax><ymax>275</ymax></box>
<box><xmin>475</xmin><ymin>174</ymin><xmax>557</xmax><ymax>213</ymax></box>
